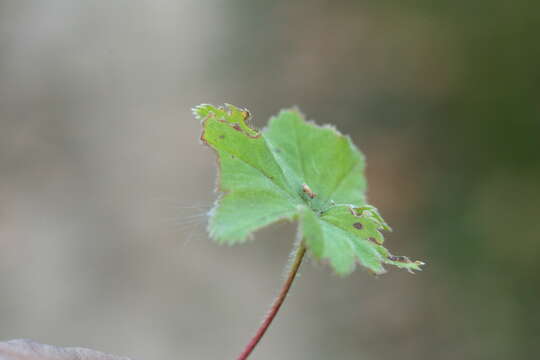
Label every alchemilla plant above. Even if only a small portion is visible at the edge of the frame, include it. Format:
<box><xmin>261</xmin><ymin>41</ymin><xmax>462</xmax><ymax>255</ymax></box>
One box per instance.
<box><xmin>193</xmin><ymin>104</ymin><xmax>424</xmax><ymax>359</ymax></box>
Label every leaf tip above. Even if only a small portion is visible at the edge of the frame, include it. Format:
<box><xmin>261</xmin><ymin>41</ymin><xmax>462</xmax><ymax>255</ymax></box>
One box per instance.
<box><xmin>386</xmin><ymin>256</ymin><xmax>426</xmax><ymax>274</ymax></box>
<box><xmin>192</xmin><ymin>103</ymin><xmax>216</xmax><ymax>121</ymax></box>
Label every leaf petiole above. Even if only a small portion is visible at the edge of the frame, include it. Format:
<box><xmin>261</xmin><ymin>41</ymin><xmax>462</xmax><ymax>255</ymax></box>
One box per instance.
<box><xmin>236</xmin><ymin>239</ymin><xmax>307</xmax><ymax>360</ymax></box>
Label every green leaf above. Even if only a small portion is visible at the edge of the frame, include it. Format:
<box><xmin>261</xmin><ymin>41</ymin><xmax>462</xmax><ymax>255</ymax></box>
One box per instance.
<box><xmin>193</xmin><ymin>103</ymin><xmax>424</xmax><ymax>276</ymax></box>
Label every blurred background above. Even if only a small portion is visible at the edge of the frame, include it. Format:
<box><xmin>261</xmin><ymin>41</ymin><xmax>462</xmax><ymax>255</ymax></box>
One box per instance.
<box><xmin>1</xmin><ymin>1</ymin><xmax>539</xmax><ymax>359</ymax></box>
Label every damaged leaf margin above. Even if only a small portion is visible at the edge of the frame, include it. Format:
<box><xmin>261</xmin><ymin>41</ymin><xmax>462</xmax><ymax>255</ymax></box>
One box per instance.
<box><xmin>193</xmin><ymin>103</ymin><xmax>424</xmax><ymax>276</ymax></box>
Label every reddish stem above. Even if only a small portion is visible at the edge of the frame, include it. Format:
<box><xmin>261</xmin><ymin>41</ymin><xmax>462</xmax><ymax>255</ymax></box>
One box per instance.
<box><xmin>236</xmin><ymin>242</ymin><xmax>307</xmax><ymax>360</ymax></box>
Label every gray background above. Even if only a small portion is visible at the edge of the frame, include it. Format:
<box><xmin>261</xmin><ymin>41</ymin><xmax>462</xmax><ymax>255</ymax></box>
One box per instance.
<box><xmin>1</xmin><ymin>1</ymin><xmax>539</xmax><ymax>359</ymax></box>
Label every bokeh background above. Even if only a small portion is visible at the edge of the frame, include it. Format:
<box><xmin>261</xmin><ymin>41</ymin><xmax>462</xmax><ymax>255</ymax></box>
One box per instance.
<box><xmin>1</xmin><ymin>1</ymin><xmax>539</xmax><ymax>359</ymax></box>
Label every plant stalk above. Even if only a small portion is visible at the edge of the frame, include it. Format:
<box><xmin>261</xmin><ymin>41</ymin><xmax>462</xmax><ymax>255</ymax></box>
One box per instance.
<box><xmin>236</xmin><ymin>240</ymin><xmax>307</xmax><ymax>360</ymax></box>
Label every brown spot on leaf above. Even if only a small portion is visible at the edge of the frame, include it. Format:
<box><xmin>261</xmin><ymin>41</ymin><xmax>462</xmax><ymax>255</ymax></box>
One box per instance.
<box><xmin>219</xmin><ymin>135</ymin><xmax>225</xmax><ymax>139</ymax></box>
<box><xmin>221</xmin><ymin>121</ymin><xmax>261</xmax><ymax>138</ymax></box>
<box><xmin>241</xmin><ymin>110</ymin><xmax>251</xmax><ymax>120</ymax></box>
<box><xmin>368</xmin><ymin>237</ymin><xmax>381</xmax><ymax>245</ymax></box>
<box><xmin>302</xmin><ymin>184</ymin><xmax>316</xmax><ymax>199</ymax></box>
<box><xmin>353</xmin><ymin>222</ymin><xmax>363</xmax><ymax>230</ymax></box>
